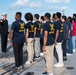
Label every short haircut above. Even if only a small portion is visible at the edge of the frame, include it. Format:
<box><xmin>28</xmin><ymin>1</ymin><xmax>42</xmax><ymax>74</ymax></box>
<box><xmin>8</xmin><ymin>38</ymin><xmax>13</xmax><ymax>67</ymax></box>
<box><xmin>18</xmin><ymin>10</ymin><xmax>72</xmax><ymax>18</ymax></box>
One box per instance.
<box><xmin>56</xmin><ymin>12</ymin><xmax>61</xmax><ymax>19</ymax></box>
<box><xmin>25</xmin><ymin>13</ymin><xmax>33</xmax><ymax>21</ymax></box>
<box><xmin>16</xmin><ymin>12</ymin><xmax>22</xmax><ymax>18</ymax></box>
<box><xmin>72</xmin><ymin>18</ymin><xmax>76</xmax><ymax>22</ymax></box>
<box><xmin>34</xmin><ymin>14</ymin><xmax>39</xmax><ymax>19</ymax></box>
<box><xmin>52</xmin><ymin>13</ymin><xmax>55</xmax><ymax>18</ymax></box>
<box><xmin>73</xmin><ymin>14</ymin><xmax>76</xmax><ymax>17</ymax></box>
<box><xmin>45</xmin><ymin>13</ymin><xmax>51</xmax><ymax>20</ymax></box>
<box><xmin>68</xmin><ymin>16</ymin><xmax>72</xmax><ymax>23</ymax></box>
<box><xmin>62</xmin><ymin>15</ymin><xmax>67</xmax><ymax>21</ymax></box>
<box><xmin>41</xmin><ymin>16</ymin><xmax>44</xmax><ymax>21</ymax></box>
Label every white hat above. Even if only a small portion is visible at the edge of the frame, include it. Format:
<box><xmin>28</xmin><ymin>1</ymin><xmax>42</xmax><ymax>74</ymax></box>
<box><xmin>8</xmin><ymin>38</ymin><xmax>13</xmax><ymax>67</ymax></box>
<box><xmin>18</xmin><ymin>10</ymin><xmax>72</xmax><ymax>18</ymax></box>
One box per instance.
<box><xmin>2</xmin><ymin>13</ymin><xmax>7</xmax><ymax>16</ymax></box>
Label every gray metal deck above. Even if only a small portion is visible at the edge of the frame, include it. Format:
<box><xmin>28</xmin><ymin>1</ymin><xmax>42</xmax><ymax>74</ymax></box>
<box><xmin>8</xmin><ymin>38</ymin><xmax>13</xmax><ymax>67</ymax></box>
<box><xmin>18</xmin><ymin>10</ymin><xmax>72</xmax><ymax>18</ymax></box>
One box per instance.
<box><xmin>0</xmin><ymin>37</ymin><xmax>76</xmax><ymax>75</ymax></box>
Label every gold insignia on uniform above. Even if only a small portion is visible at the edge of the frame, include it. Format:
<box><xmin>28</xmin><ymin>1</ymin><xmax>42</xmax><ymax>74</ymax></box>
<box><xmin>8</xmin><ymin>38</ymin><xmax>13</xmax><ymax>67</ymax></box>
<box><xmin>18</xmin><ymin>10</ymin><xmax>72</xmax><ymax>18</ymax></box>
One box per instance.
<box><xmin>60</xmin><ymin>24</ymin><xmax>64</xmax><ymax>32</ymax></box>
<box><xmin>38</xmin><ymin>23</ymin><xmax>41</xmax><ymax>30</ymax></box>
<box><xmin>39</xmin><ymin>23</ymin><xmax>41</xmax><ymax>27</ymax></box>
<box><xmin>19</xmin><ymin>22</ymin><xmax>24</xmax><ymax>32</ymax></box>
<box><xmin>31</xmin><ymin>25</ymin><xmax>34</xmax><ymax>29</ymax></box>
<box><xmin>49</xmin><ymin>24</ymin><xmax>55</xmax><ymax>34</ymax></box>
<box><xmin>50</xmin><ymin>24</ymin><xmax>54</xmax><ymax>27</ymax></box>
<box><xmin>29</xmin><ymin>25</ymin><xmax>34</xmax><ymax>32</ymax></box>
<box><xmin>19</xmin><ymin>22</ymin><xmax>24</xmax><ymax>29</ymax></box>
<box><xmin>61</xmin><ymin>24</ymin><xmax>64</xmax><ymax>26</ymax></box>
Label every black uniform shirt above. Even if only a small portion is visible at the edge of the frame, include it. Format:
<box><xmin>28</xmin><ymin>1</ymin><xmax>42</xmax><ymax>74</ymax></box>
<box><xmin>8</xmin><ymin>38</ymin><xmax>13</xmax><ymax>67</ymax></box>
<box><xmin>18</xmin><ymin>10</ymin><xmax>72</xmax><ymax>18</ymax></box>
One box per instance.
<box><xmin>0</xmin><ymin>19</ymin><xmax>8</xmax><ymax>34</ymax></box>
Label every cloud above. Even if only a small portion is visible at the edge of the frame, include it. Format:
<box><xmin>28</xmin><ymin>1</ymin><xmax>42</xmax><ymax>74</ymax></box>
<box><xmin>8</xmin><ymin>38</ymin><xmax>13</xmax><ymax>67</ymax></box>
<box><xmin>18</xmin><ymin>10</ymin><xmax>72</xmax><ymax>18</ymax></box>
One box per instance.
<box><xmin>10</xmin><ymin>0</ymin><xmax>42</xmax><ymax>9</ymax></box>
<box><xmin>48</xmin><ymin>6</ymin><xmax>59</xmax><ymax>11</ymax></box>
<box><xmin>30</xmin><ymin>1</ymin><xmax>42</xmax><ymax>8</ymax></box>
<box><xmin>10</xmin><ymin>0</ymin><xmax>69</xmax><ymax>13</ymax></box>
<box><xmin>61</xmin><ymin>6</ymin><xmax>69</xmax><ymax>10</ymax></box>
<box><xmin>12</xmin><ymin>0</ymin><xmax>29</xmax><ymax>7</ymax></box>
<box><xmin>48</xmin><ymin>6</ymin><xmax>69</xmax><ymax>11</ymax></box>
<box><xmin>45</xmin><ymin>0</ymin><xmax>71</xmax><ymax>3</ymax></box>
<box><xmin>40</xmin><ymin>6</ymin><xmax>69</xmax><ymax>12</ymax></box>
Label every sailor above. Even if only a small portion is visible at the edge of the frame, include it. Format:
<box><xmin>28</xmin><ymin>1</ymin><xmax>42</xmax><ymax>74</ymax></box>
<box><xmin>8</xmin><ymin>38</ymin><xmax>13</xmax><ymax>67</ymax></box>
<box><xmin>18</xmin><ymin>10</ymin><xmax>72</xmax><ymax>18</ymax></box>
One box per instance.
<box><xmin>10</xmin><ymin>12</ymin><xmax>25</xmax><ymax>71</ymax></box>
<box><xmin>0</xmin><ymin>13</ymin><xmax>8</xmax><ymax>52</ymax></box>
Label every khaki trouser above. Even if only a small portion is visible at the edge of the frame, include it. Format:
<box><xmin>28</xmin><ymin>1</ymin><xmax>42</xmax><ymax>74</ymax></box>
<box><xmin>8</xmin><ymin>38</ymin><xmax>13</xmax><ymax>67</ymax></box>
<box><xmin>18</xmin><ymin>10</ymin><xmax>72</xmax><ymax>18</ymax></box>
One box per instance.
<box><xmin>43</xmin><ymin>44</ymin><xmax>54</xmax><ymax>74</ymax></box>
<box><xmin>27</xmin><ymin>38</ymin><xmax>34</xmax><ymax>62</ymax></box>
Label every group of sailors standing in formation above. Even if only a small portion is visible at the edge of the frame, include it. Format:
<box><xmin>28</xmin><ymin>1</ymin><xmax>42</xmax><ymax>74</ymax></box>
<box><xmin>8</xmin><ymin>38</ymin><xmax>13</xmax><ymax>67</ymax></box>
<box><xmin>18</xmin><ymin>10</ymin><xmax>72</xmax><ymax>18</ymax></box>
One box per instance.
<box><xmin>0</xmin><ymin>12</ymin><xmax>76</xmax><ymax>75</ymax></box>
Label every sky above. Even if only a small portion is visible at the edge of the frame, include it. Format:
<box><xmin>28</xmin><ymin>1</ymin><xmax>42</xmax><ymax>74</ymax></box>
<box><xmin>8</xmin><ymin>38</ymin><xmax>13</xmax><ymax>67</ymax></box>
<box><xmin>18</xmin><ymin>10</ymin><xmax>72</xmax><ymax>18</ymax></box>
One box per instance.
<box><xmin>0</xmin><ymin>0</ymin><xmax>76</xmax><ymax>24</ymax></box>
